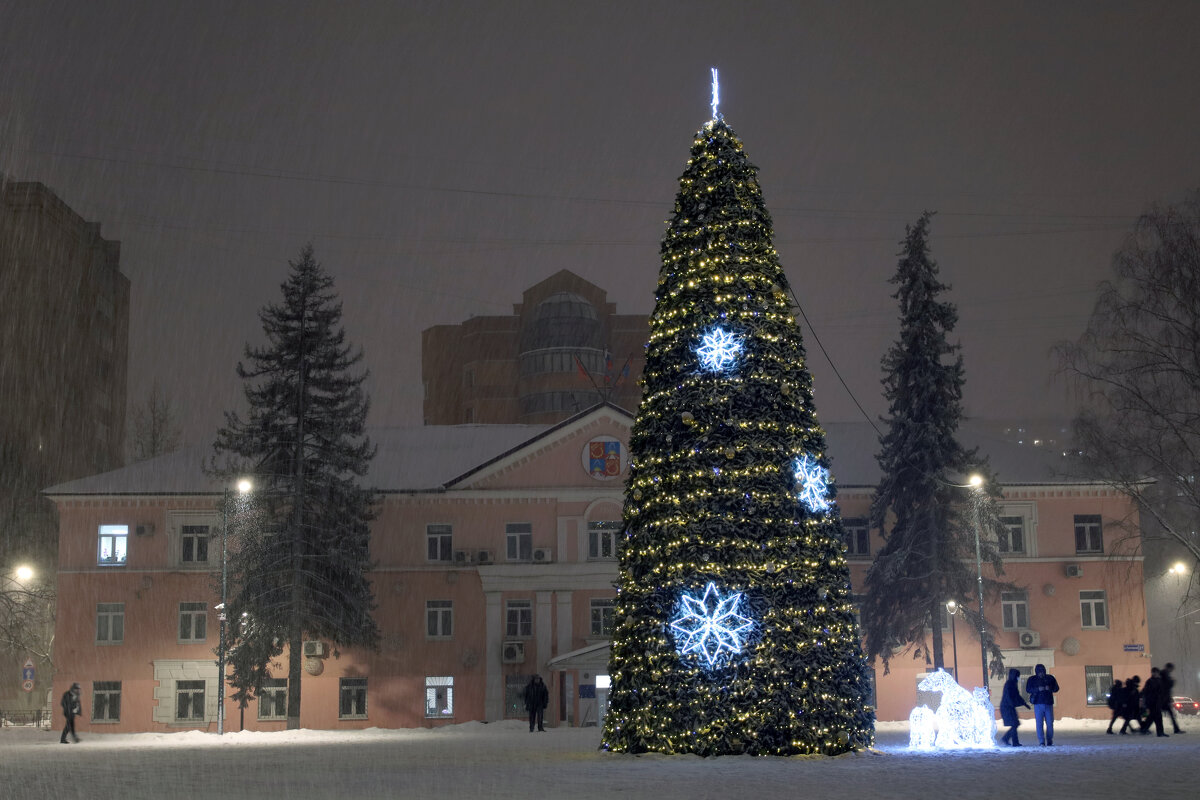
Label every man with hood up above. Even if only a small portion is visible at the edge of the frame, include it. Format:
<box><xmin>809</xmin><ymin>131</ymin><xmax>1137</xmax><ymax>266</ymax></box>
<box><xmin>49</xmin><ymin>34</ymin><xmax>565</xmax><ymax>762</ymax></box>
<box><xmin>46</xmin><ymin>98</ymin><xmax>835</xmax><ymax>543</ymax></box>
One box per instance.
<box><xmin>1024</xmin><ymin>663</ymin><xmax>1060</xmax><ymax>745</ymax></box>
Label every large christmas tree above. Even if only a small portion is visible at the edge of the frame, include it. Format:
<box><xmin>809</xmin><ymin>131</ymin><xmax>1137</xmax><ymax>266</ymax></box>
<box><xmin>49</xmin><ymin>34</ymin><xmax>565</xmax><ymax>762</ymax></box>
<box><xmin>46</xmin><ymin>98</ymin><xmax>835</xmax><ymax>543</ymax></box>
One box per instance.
<box><xmin>603</xmin><ymin>98</ymin><xmax>875</xmax><ymax>756</ymax></box>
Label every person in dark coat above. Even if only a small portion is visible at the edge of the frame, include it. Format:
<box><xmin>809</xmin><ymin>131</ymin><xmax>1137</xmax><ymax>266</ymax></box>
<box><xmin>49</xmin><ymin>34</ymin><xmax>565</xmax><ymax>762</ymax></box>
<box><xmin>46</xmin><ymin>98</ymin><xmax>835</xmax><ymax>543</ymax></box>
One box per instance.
<box><xmin>1140</xmin><ymin>667</ymin><xmax>1168</xmax><ymax>737</ymax></box>
<box><xmin>1106</xmin><ymin>680</ymin><xmax>1126</xmax><ymax>734</ymax></box>
<box><xmin>1119</xmin><ymin>675</ymin><xmax>1142</xmax><ymax>733</ymax></box>
<box><xmin>1161</xmin><ymin>663</ymin><xmax>1184</xmax><ymax>734</ymax></box>
<box><xmin>60</xmin><ymin>682</ymin><xmax>82</xmax><ymax>744</ymax></box>
<box><xmin>523</xmin><ymin>674</ymin><xmax>549</xmax><ymax>732</ymax></box>
<box><xmin>1000</xmin><ymin>668</ymin><xmax>1030</xmax><ymax>746</ymax></box>
<box><xmin>1024</xmin><ymin>663</ymin><xmax>1060</xmax><ymax>745</ymax></box>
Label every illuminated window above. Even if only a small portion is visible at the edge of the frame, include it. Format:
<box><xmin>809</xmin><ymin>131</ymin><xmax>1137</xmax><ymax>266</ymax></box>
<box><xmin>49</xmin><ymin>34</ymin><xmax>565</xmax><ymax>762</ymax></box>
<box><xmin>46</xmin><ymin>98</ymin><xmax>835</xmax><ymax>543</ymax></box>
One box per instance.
<box><xmin>1085</xmin><ymin>666</ymin><xmax>1114</xmax><ymax>706</ymax></box>
<box><xmin>425</xmin><ymin>676</ymin><xmax>454</xmax><ymax>718</ymax></box>
<box><xmin>97</xmin><ymin>525</ymin><xmax>128</xmax><ymax>566</ymax></box>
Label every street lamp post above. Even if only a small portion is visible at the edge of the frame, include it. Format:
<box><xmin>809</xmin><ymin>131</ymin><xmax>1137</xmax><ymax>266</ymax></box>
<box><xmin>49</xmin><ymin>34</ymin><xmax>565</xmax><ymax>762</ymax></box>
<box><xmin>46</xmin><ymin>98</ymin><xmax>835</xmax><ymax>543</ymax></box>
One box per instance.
<box><xmin>968</xmin><ymin>474</ymin><xmax>988</xmax><ymax>688</ymax></box>
<box><xmin>218</xmin><ymin>478</ymin><xmax>251</xmax><ymax>735</ymax></box>
<box><xmin>946</xmin><ymin>599</ymin><xmax>959</xmax><ymax>682</ymax></box>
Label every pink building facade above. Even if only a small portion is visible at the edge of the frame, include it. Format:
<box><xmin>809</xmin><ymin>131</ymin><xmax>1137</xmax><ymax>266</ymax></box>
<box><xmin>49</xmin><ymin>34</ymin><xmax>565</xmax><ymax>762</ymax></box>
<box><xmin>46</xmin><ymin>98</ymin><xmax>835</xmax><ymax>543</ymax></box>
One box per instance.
<box><xmin>47</xmin><ymin>407</ymin><xmax>1149</xmax><ymax>733</ymax></box>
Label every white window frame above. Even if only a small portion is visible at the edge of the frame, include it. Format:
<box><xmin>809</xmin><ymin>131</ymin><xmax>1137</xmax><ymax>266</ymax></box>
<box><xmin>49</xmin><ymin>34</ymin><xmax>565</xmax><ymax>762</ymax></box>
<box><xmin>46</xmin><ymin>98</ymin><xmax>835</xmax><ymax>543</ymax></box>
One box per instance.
<box><xmin>92</xmin><ymin>681</ymin><xmax>121</xmax><ymax>723</ymax></box>
<box><xmin>96</xmin><ymin>602</ymin><xmax>124</xmax><ymax>644</ymax></box>
<box><xmin>998</xmin><ymin>516</ymin><xmax>1026</xmax><ymax>554</ymax></box>
<box><xmin>588</xmin><ymin>520</ymin><xmax>620</xmax><ymax>560</ymax></box>
<box><xmin>590</xmin><ymin>598</ymin><xmax>615</xmax><ymax>637</ymax></box>
<box><xmin>425</xmin><ymin>676</ymin><xmax>454</xmax><ymax>718</ymax></box>
<box><xmin>506</xmin><ymin>599</ymin><xmax>533</xmax><ymax>638</ymax></box>
<box><xmin>1001</xmin><ymin>591</ymin><xmax>1029</xmax><ymax>630</ymax></box>
<box><xmin>180</xmin><ymin>523</ymin><xmax>213</xmax><ymax>566</ymax></box>
<box><xmin>1085</xmin><ymin>665</ymin><xmax>1114</xmax><ymax>706</ymax></box>
<box><xmin>178</xmin><ymin>602</ymin><xmax>207</xmax><ymax>643</ymax></box>
<box><xmin>1074</xmin><ymin>514</ymin><xmax>1104</xmax><ymax>554</ymax></box>
<box><xmin>842</xmin><ymin>517</ymin><xmax>870</xmax><ymax>558</ymax></box>
<box><xmin>1080</xmin><ymin>590</ymin><xmax>1108</xmax><ymax>629</ymax></box>
<box><xmin>339</xmin><ymin>677</ymin><xmax>368</xmax><ymax>719</ymax></box>
<box><xmin>97</xmin><ymin>524</ymin><xmax>128</xmax><ymax>566</ymax></box>
<box><xmin>426</xmin><ymin>524</ymin><xmax>453</xmax><ymax>562</ymax></box>
<box><xmin>175</xmin><ymin>680</ymin><xmax>206</xmax><ymax>722</ymax></box>
<box><xmin>426</xmin><ymin>599</ymin><xmax>453</xmax><ymax>639</ymax></box>
<box><xmin>257</xmin><ymin>678</ymin><xmax>288</xmax><ymax>721</ymax></box>
<box><xmin>506</xmin><ymin>523</ymin><xmax>533</xmax><ymax>561</ymax></box>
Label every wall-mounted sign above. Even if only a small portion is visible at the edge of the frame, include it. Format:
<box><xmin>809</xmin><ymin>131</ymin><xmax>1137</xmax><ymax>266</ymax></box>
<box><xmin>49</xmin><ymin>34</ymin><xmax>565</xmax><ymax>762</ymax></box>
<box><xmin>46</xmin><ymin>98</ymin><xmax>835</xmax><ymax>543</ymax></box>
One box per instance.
<box><xmin>1123</xmin><ymin>644</ymin><xmax>1145</xmax><ymax>652</ymax></box>
<box><xmin>582</xmin><ymin>437</ymin><xmax>627</xmax><ymax>481</ymax></box>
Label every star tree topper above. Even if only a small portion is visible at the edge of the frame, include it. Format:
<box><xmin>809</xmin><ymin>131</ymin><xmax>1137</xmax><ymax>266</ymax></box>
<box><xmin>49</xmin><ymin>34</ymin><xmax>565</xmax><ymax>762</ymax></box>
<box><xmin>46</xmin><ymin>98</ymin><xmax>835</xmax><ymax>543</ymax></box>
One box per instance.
<box><xmin>670</xmin><ymin>582</ymin><xmax>754</xmax><ymax>667</ymax></box>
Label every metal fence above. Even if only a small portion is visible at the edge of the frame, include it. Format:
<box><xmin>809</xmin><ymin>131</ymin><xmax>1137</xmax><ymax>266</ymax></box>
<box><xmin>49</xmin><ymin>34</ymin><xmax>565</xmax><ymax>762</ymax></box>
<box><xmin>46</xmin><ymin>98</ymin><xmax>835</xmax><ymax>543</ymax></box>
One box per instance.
<box><xmin>0</xmin><ymin>709</ymin><xmax>51</xmax><ymax>728</ymax></box>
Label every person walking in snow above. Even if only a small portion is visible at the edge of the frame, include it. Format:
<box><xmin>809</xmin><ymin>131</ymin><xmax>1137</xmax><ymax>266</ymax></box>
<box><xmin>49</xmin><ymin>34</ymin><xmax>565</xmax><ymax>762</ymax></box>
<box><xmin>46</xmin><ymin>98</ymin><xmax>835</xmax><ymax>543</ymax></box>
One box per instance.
<box><xmin>1105</xmin><ymin>680</ymin><xmax>1126</xmax><ymax>734</ymax></box>
<box><xmin>1000</xmin><ymin>668</ymin><xmax>1030</xmax><ymax>746</ymax></box>
<box><xmin>523</xmin><ymin>674</ymin><xmax>549</xmax><ymax>733</ymax></box>
<box><xmin>1119</xmin><ymin>675</ymin><xmax>1142</xmax><ymax>733</ymax></box>
<box><xmin>60</xmin><ymin>682</ymin><xmax>82</xmax><ymax>744</ymax></box>
<box><xmin>1024</xmin><ymin>663</ymin><xmax>1059</xmax><ymax>746</ymax></box>
<box><xmin>1140</xmin><ymin>667</ymin><xmax>1169</xmax><ymax>737</ymax></box>
<box><xmin>1161</xmin><ymin>662</ymin><xmax>1185</xmax><ymax>734</ymax></box>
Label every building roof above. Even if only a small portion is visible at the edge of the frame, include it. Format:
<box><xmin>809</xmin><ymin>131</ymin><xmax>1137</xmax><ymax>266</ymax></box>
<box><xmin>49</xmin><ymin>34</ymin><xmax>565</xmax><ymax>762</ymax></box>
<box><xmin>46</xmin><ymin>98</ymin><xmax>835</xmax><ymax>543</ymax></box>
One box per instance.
<box><xmin>43</xmin><ymin>407</ymin><xmax>1085</xmax><ymax>497</ymax></box>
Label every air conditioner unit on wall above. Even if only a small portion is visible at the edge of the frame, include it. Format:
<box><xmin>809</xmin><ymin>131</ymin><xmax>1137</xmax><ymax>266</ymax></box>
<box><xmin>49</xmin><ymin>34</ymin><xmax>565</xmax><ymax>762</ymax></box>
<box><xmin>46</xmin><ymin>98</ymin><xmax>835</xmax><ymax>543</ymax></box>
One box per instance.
<box><xmin>532</xmin><ymin>547</ymin><xmax>553</xmax><ymax>563</ymax></box>
<box><xmin>1065</xmin><ymin>564</ymin><xmax>1083</xmax><ymax>578</ymax></box>
<box><xmin>453</xmin><ymin>549</ymin><xmax>471</xmax><ymax>565</ymax></box>
<box><xmin>476</xmin><ymin>549</ymin><xmax>494</xmax><ymax>565</ymax></box>
<box><xmin>302</xmin><ymin>640</ymin><xmax>325</xmax><ymax>657</ymax></box>
<box><xmin>136</xmin><ymin>523</ymin><xmax>155</xmax><ymax>536</ymax></box>
<box><xmin>1018</xmin><ymin>629</ymin><xmax>1041</xmax><ymax>649</ymax></box>
<box><xmin>502</xmin><ymin>641</ymin><xmax>526</xmax><ymax>663</ymax></box>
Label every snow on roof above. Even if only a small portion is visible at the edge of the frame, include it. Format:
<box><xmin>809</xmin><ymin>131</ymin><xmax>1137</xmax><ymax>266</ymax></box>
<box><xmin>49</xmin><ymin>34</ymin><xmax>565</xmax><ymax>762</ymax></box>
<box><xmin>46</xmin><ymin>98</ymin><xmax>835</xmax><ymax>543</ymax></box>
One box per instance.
<box><xmin>43</xmin><ymin>414</ymin><xmax>1085</xmax><ymax>498</ymax></box>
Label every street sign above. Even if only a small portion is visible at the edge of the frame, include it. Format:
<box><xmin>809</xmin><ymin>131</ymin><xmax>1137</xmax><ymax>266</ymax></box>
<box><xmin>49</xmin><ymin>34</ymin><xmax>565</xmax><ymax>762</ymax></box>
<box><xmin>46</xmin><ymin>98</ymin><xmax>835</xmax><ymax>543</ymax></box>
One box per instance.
<box><xmin>21</xmin><ymin>658</ymin><xmax>35</xmax><ymax>683</ymax></box>
<box><xmin>22</xmin><ymin>679</ymin><xmax>34</xmax><ymax>693</ymax></box>
<box><xmin>1123</xmin><ymin>644</ymin><xmax>1145</xmax><ymax>652</ymax></box>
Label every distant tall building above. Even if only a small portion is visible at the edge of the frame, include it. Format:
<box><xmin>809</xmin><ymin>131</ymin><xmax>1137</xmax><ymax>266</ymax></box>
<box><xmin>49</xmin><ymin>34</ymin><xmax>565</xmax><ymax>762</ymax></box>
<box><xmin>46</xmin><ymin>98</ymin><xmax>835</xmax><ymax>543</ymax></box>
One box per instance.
<box><xmin>422</xmin><ymin>270</ymin><xmax>648</xmax><ymax>424</ymax></box>
<box><xmin>0</xmin><ymin>178</ymin><xmax>129</xmax><ymax>566</ymax></box>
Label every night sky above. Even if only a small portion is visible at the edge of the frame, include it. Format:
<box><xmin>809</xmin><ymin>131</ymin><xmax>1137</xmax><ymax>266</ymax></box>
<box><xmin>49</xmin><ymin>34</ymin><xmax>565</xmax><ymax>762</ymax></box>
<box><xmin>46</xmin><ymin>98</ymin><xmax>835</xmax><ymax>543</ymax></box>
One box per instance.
<box><xmin>2</xmin><ymin>1</ymin><xmax>1198</xmax><ymax>446</ymax></box>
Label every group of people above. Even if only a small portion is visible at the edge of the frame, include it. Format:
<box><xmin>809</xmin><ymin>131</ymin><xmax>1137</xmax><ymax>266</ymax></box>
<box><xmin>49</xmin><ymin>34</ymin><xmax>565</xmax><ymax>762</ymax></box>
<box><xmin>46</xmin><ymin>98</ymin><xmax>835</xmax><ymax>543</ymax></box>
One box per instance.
<box><xmin>1105</xmin><ymin>663</ymin><xmax>1185</xmax><ymax>737</ymax></box>
<box><xmin>1000</xmin><ymin>663</ymin><xmax>1059</xmax><ymax>746</ymax></box>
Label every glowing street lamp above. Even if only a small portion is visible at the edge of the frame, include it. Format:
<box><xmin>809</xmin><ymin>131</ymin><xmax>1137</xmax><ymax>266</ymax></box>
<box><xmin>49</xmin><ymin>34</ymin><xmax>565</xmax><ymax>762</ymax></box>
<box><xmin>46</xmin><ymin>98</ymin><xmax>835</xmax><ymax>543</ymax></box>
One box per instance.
<box><xmin>967</xmin><ymin>474</ymin><xmax>988</xmax><ymax>687</ymax></box>
<box><xmin>946</xmin><ymin>599</ymin><xmax>959</xmax><ymax>681</ymax></box>
<box><xmin>15</xmin><ymin>565</ymin><xmax>33</xmax><ymax>582</ymax></box>
<box><xmin>218</xmin><ymin>478</ymin><xmax>252</xmax><ymax>735</ymax></box>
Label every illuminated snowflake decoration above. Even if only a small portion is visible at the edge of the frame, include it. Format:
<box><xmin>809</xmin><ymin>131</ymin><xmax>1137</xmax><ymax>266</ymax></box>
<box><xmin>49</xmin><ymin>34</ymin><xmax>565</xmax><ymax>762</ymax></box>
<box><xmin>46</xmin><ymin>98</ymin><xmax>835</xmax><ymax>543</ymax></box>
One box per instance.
<box><xmin>695</xmin><ymin>327</ymin><xmax>743</xmax><ymax>372</ymax></box>
<box><xmin>794</xmin><ymin>454</ymin><xmax>832</xmax><ymax>513</ymax></box>
<box><xmin>669</xmin><ymin>582</ymin><xmax>754</xmax><ymax>668</ymax></box>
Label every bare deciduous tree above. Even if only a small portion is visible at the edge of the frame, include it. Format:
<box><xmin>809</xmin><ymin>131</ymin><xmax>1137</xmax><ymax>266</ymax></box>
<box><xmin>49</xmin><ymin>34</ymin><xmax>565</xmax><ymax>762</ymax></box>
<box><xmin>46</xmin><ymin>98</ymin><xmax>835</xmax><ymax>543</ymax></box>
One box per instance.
<box><xmin>127</xmin><ymin>382</ymin><xmax>183</xmax><ymax>463</ymax></box>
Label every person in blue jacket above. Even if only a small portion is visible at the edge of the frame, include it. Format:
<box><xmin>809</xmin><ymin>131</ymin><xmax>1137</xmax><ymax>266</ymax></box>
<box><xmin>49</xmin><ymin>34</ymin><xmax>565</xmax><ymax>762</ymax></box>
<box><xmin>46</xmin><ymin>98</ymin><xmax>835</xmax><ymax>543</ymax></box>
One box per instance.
<box><xmin>1025</xmin><ymin>663</ymin><xmax>1060</xmax><ymax>745</ymax></box>
<box><xmin>1000</xmin><ymin>668</ymin><xmax>1030</xmax><ymax>746</ymax></box>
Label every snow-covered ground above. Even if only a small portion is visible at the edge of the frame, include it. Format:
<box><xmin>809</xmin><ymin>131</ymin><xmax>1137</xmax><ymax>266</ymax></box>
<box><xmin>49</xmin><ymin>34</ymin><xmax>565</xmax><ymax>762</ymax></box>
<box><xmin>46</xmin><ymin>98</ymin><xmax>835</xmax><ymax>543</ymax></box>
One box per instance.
<box><xmin>1</xmin><ymin>718</ymin><xmax>1194</xmax><ymax>799</ymax></box>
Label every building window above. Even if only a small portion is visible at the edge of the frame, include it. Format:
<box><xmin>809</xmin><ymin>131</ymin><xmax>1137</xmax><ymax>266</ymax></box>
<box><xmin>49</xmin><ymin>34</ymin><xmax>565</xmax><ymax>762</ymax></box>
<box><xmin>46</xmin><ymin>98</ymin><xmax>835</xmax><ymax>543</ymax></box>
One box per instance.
<box><xmin>427</xmin><ymin>524</ymin><xmax>453</xmax><ymax>562</ymax></box>
<box><xmin>180</xmin><ymin>524</ymin><xmax>212</xmax><ymax>565</ymax></box>
<box><xmin>506</xmin><ymin>599</ymin><xmax>533</xmax><ymax>638</ymax></box>
<box><xmin>92</xmin><ymin>681</ymin><xmax>121</xmax><ymax>723</ymax></box>
<box><xmin>590</xmin><ymin>598</ymin><xmax>615</xmax><ymax>636</ymax></box>
<box><xmin>178</xmin><ymin>602</ymin><xmax>207</xmax><ymax>642</ymax></box>
<box><xmin>258</xmin><ymin>678</ymin><xmax>287</xmax><ymax>720</ymax></box>
<box><xmin>998</xmin><ymin>516</ymin><xmax>1026</xmax><ymax>554</ymax></box>
<box><xmin>842</xmin><ymin>518</ymin><xmax>870</xmax><ymax>558</ymax></box>
<box><xmin>1080</xmin><ymin>590</ymin><xmax>1108</xmax><ymax>629</ymax></box>
<box><xmin>175</xmin><ymin>680</ymin><xmax>206</xmax><ymax>721</ymax></box>
<box><xmin>588</xmin><ymin>520</ymin><xmax>620</xmax><ymax>560</ymax></box>
<box><xmin>504</xmin><ymin>674</ymin><xmax>527</xmax><ymax>718</ymax></box>
<box><xmin>427</xmin><ymin>600</ymin><xmax>453</xmax><ymax>638</ymax></box>
<box><xmin>97</xmin><ymin>524</ymin><xmax>128</xmax><ymax>566</ymax></box>
<box><xmin>1085</xmin><ymin>666</ymin><xmax>1114</xmax><ymax>706</ymax></box>
<box><xmin>506</xmin><ymin>523</ymin><xmax>533</xmax><ymax>562</ymax></box>
<box><xmin>1001</xmin><ymin>591</ymin><xmax>1029</xmax><ymax>630</ymax></box>
<box><xmin>1074</xmin><ymin>514</ymin><xmax>1103</xmax><ymax>554</ymax></box>
<box><xmin>425</xmin><ymin>676</ymin><xmax>454</xmax><ymax>718</ymax></box>
<box><xmin>96</xmin><ymin>602</ymin><xmax>124</xmax><ymax>644</ymax></box>
<box><xmin>339</xmin><ymin>677</ymin><xmax>367</xmax><ymax>719</ymax></box>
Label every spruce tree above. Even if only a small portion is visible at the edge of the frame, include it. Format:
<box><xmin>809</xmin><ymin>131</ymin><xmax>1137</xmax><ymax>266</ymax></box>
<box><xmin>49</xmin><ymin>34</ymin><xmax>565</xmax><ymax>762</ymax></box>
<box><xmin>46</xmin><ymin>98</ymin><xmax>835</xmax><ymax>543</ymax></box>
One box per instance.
<box><xmin>603</xmin><ymin>113</ymin><xmax>874</xmax><ymax>756</ymax></box>
<box><xmin>861</xmin><ymin>214</ymin><xmax>1005</xmax><ymax>678</ymax></box>
<box><xmin>213</xmin><ymin>244</ymin><xmax>379</xmax><ymax>729</ymax></box>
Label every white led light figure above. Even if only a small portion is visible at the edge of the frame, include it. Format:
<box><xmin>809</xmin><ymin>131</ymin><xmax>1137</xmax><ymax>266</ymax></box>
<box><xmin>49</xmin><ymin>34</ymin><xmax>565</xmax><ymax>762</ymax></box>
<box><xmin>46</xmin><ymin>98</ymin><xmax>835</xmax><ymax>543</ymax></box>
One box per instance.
<box><xmin>794</xmin><ymin>454</ymin><xmax>831</xmax><ymax>513</ymax></box>
<box><xmin>670</xmin><ymin>582</ymin><xmax>753</xmax><ymax>667</ymax></box>
<box><xmin>908</xmin><ymin>669</ymin><xmax>997</xmax><ymax>750</ymax></box>
<box><xmin>696</xmin><ymin>327</ymin><xmax>742</xmax><ymax>372</ymax></box>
